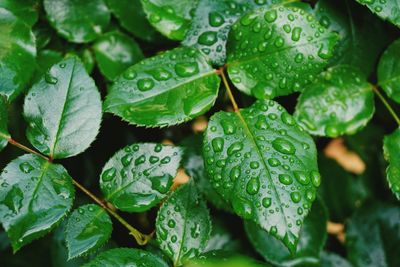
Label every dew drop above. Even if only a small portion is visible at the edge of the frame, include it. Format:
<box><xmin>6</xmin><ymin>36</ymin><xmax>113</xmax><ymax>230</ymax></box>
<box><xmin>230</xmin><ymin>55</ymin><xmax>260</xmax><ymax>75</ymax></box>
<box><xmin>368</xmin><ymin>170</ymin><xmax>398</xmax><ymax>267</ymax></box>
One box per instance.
<box><xmin>137</xmin><ymin>78</ymin><xmax>154</xmax><ymax>91</ymax></box>
<box><xmin>102</xmin><ymin>167</ymin><xmax>116</xmax><ymax>181</ymax></box>
<box><xmin>175</xmin><ymin>62</ymin><xmax>199</xmax><ymax>77</ymax></box>
<box><xmin>246</xmin><ymin>177</ymin><xmax>260</xmax><ymax>195</ymax></box>
<box><xmin>19</xmin><ymin>162</ymin><xmax>34</xmax><ymax>174</ymax></box>
<box><xmin>272</xmin><ymin>138</ymin><xmax>296</xmax><ymax>155</ymax></box>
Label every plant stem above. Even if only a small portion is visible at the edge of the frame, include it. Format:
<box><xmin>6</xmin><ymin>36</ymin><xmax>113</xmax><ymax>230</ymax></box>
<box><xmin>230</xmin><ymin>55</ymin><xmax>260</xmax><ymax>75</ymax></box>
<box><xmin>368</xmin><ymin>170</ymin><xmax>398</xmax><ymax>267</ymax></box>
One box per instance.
<box><xmin>373</xmin><ymin>86</ymin><xmax>400</xmax><ymax>126</ymax></box>
<box><xmin>218</xmin><ymin>67</ymin><xmax>239</xmax><ymax>112</ymax></box>
<box><xmin>7</xmin><ymin>138</ymin><xmax>152</xmax><ymax>245</ymax></box>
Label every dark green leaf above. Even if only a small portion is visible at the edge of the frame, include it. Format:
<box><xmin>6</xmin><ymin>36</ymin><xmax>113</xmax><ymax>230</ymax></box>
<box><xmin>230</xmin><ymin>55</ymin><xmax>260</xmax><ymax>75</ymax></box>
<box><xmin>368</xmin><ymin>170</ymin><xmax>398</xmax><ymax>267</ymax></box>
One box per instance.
<box><xmin>245</xmin><ymin>197</ymin><xmax>327</xmax><ymax>265</ymax></box>
<box><xmin>346</xmin><ymin>202</ymin><xmax>400</xmax><ymax>267</ymax></box>
<box><xmin>33</xmin><ymin>50</ymin><xmax>63</xmax><ymax>82</ymax></box>
<box><xmin>320</xmin><ymin>252</ymin><xmax>353</xmax><ymax>267</ymax></box>
<box><xmin>0</xmin><ymin>96</ymin><xmax>10</xmax><ymax>151</ymax></box>
<box><xmin>0</xmin><ymin>154</ymin><xmax>74</xmax><ymax>252</ymax></box>
<box><xmin>93</xmin><ymin>31</ymin><xmax>144</xmax><ymax>80</ymax></box>
<box><xmin>355</xmin><ymin>0</ymin><xmax>400</xmax><ymax>28</ymax></box>
<box><xmin>0</xmin><ymin>7</ymin><xmax>36</xmax><ymax>101</ymax></box>
<box><xmin>140</xmin><ymin>0</ymin><xmax>198</xmax><ymax>40</ymax></box>
<box><xmin>383</xmin><ymin>128</ymin><xmax>400</xmax><ymax>200</ymax></box>
<box><xmin>186</xmin><ymin>250</ymin><xmax>269</xmax><ymax>267</ymax></box>
<box><xmin>378</xmin><ymin>38</ymin><xmax>400</xmax><ymax>103</ymax></box>
<box><xmin>83</xmin><ymin>248</ymin><xmax>169</xmax><ymax>267</ymax></box>
<box><xmin>65</xmin><ymin>49</ymin><xmax>95</xmax><ymax>74</ymax></box>
<box><xmin>294</xmin><ymin>65</ymin><xmax>375</xmax><ymax>137</ymax></box>
<box><xmin>65</xmin><ymin>204</ymin><xmax>112</xmax><ymax>259</ymax></box>
<box><xmin>156</xmin><ymin>181</ymin><xmax>211</xmax><ymax>265</ymax></box>
<box><xmin>24</xmin><ymin>57</ymin><xmax>102</xmax><ymax>159</ymax></box>
<box><xmin>43</xmin><ymin>0</ymin><xmax>111</xmax><ymax>43</ymax></box>
<box><xmin>104</xmin><ymin>47</ymin><xmax>220</xmax><ymax>127</ymax></box>
<box><xmin>226</xmin><ymin>5</ymin><xmax>338</xmax><ymax>99</ymax></box>
<box><xmin>203</xmin><ymin>100</ymin><xmax>320</xmax><ymax>253</ymax></box>
<box><xmin>100</xmin><ymin>143</ymin><xmax>182</xmax><ymax>212</ymax></box>
<box><xmin>204</xmin><ymin>218</ymin><xmax>241</xmax><ymax>253</ymax></box>
<box><xmin>0</xmin><ymin>0</ymin><xmax>38</xmax><ymax>26</ymax></box>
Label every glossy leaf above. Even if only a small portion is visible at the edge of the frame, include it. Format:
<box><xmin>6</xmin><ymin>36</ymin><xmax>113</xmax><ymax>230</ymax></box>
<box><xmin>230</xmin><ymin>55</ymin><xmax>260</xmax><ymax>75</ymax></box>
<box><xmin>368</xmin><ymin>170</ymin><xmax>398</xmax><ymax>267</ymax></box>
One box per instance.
<box><xmin>294</xmin><ymin>65</ymin><xmax>375</xmax><ymax>137</ymax></box>
<box><xmin>0</xmin><ymin>7</ymin><xmax>36</xmax><ymax>101</ymax></box>
<box><xmin>320</xmin><ymin>252</ymin><xmax>353</xmax><ymax>267</ymax></box>
<box><xmin>65</xmin><ymin>204</ymin><xmax>112</xmax><ymax>259</ymax></box>
<box><xmin>346</xmin><ymin>202</ymin><xmax>400</xmax><ymax>267</ymax></box>
<box><xmin>100</xmin><ymin>143</ymin><xmax>182</xmax><ymax>212</ymax></box>
<box><xmin>383</xmin><ymin>128</ymin><xmax>400</xmax><ymax>200</ymax></box>
<box><xmin>0</xmin><ymin>0</ymin><xmax>38</xmax><ymax>26</ymax></box>
<box><xmin>355</xmin><ymin>0</ymin><xmax>400</xmax><ymax>28</ymax></box>
<box><xmin>226</xmin><ymin>5</ymin><xmax>338</xmax><ymax>99</ymax></box>
<box><xmin>24</xmin><ymin>57</ymin><xmax>102</xmax><ymax>159</ymax></box>
<box><xmin>105</xmin><ymin>0</ymin><xmax>161</xmax><ymax>42</ymax></box>
<box><xmin>0</xmin><ymin>154</ymin><xmax>74</xmax><ymax>252</ymax></box>
<box><xmin>33</xmin><ymin>50</ymin><xmax>63</xmax><ymax>82</ymax></box>
<box><xmin>83</xmin><ymin>248</ymin><xmax>169</xmax><ymax>267</ymax></box>
<box><xmin>104</xmin><ymin>47</ymin><xmax>220</xmax><ymax>127</ymax></box>
<box><xmin>93</xmin><ymin>31</ymin><xmax>144</xmax><ymax>80</ymax></box>
<box><xmin>0</xmin><ymin>96</ymin><xmax>10</xmax><ymax>151</ymax></box>
<box><xmin>378</xmin><ymin>38</ymin><xmax>400</xmax><ymax>103</ymax></box>
<box><xmin>204</xmin><ymin>218</ymin><xmax>241</xmax><ymax>253</ymax></box>
<box><xmin>156</xmin><ymin>181</ymin><xmax>211</xmax><ymax>265</ymax></box>
<box><xmin>43</xmin><ymin>0</ymin><xmax>111</xmax><ymax>43</ymax></box>
<box><xmin>245</xmin><ymin>197</ymin><xmax>327</xmax><ymax>265</ymax></box>
<box><xmin>140</xmin><ymin>0</ymin><xmax>198</xmax><ymax>40</ymax></box>
<box><xmin>203</xmin><ymin>100</ymin><xmax>320</xmax><ymax>253</ymax></box>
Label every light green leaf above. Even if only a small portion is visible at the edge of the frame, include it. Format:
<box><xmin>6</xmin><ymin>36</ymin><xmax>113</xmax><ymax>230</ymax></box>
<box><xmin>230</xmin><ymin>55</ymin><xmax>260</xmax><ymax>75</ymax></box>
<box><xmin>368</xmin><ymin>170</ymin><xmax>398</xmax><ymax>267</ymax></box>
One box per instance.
<box><xmin>226</xmin><ymin>5</ymin><xmax>338</xmax><ymax>99</ymax></box>
<box><xmin>383</xmin><ymin>128</ymin><xmax>400</xmax><ymax>200</ymax></box>
<box><xmin>0</xmin><ymin>154</ymin><xmax>74</xmax><ymax>252</ymax></box>
<box><xmin>23</xmin><ymin>57</ymin><xmax>102</xmax><ymax>159</ymax></box>
<box><xmin>93</xmin><ymin>31</ymin><xmax>144</xmax><ymax>80</ymax></box>
<box><xmin>294</xmin><ymin>65</ymin><xmax>375</xmax><ymax>137</ymax></box>
<box><xmin>245</xmin><ymin>197</ymin><xmax>327</xmax><ymax>265</ymax></box>
<box><xmin>100</xmin><ymin>143</ymin><xmax>182</xmax><ymax>212</ymax></box>
<box><xmin>0</xmin><ymin>7</ymin><xmax>36</xmax><ymax>101</ymax></box>
<box><xmin>203</xmin><ymin>100</ymin><xmax>320</xmax><ymax>252</ymax></box>
<box><xmin>65</xmin><ymin>204</ymin><xmax>112</xmax><ymax>259</ymax></box>
<box><xmin>104</xmin><ymin>47</ymin><xmax>220</xmax><ymax>127</ymax></box>
<box><xmin>141</xmin><ymin>0</ymin><xmax>198</xmax><ymax>40</ymax></box>
<box><xmin>378</xmin><ymin>38</ymin><xmax>400</xmax><ymax>103</ymax></box>
<box><xmin>83</xmin><ymin>248</ymin><xmax>169</xmax><ymax>267</ymax></box>
<box><xmin>320</xmin><ymin>252</ymin><xmax>353</xmax><ymax>267</ymax></box>
<box><xmin>0</xmin><ymin>0</ymin><xmax>38</xmax><ymax>26</ymax></box>
<box><xmin>355</xmin><ymin>0</ymin><xmax>400</xmax><ymax>28</ymax></box>
<box><xmin>43</xmin><ymin>0</ymin><xmax>110</xmax><ymax>43</ymax></box>
<box><xmin>156</xmin><ymin>181</ymin><xmax>212</xmax><ymax>266</ymax></box>
<box><xmin>0</xmin><ymin>95</ymin><xmax>10</xmax><ymax>151</ymax></box>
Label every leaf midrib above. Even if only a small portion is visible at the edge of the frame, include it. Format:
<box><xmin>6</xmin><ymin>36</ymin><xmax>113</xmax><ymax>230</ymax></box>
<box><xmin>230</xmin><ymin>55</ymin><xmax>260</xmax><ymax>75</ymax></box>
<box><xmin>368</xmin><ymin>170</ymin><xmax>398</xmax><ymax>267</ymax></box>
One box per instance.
<box><xmin>174</xmin><ymin>183</ymin><xmax>191</xmax><ymax>266</ymax></box>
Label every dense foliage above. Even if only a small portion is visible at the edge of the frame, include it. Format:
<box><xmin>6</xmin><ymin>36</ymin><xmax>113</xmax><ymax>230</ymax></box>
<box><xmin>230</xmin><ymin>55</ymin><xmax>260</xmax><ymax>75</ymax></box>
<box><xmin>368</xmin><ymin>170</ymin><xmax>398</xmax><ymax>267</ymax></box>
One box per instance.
<box><xmin>0</xmin><ymin>0</ymin><xmax>400</xmax><ymax>266</ymax></box>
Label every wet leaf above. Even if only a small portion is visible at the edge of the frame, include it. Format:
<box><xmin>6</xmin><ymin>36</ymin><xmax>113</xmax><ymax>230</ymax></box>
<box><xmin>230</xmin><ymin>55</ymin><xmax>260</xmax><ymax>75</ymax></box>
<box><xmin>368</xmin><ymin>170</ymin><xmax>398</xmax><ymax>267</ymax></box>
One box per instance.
<box><xmin>0</xmin><ymin>0</ymin><xmax>38</xmax><ymax>26</ymax></box>
<box><xmin>383</xmin><ymin>128</ymin><xmax>400</xmax><ymax>200</ymax></box>
<box><xmin>33</xmin><ymin>50</ymin><xmax>63</xmax><ymax>82</ymax></box>
<box><xmin>0</xmin><ymin>96</ymin><xmax>10</xmax><ymax>151</ymax></box>
<box><xmin>186</xmin><ymin>250</ymin><xmax>269</xmax><ymax>267</ymax></box>
<box><xmin>378</xmin><ymin>38</ymin><xmax>400</xmax><ymax>103</ymax></box>
<box><xmin>355</xmin><ymin>0</ymin><xmax>400</xmax><ymax>28</ymax></box>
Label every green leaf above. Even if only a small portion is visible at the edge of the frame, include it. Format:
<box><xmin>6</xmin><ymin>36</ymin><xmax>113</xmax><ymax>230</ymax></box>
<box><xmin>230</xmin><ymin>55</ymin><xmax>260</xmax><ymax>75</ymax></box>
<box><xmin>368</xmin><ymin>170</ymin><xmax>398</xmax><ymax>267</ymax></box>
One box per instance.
<box><xmin>140</xmin><ymin>0</ymin><xmax>198</xmax><ymax>40</ymax></box>
<box><xmin>0</xmin><ymin>95</ymin><xmax>10</xmax><ymax>151</ymax></box>
<box><xmin>43</xmin><ymin>0</ymin><xmax>110</xmax><ymax>43</ymax></box>
<box><xmin>378</xmin><ymin>38</ymin><xmax>400</xmax><ymax>103</ymax></box>
<box><xmin>346</xmin><ymin>202</ymin><xmax>400</xmax><ymax>267</ymax></box>
<box><xmin>186</xmin><ymin>250</ymin><xmax>269</xmax><ymax>267</ymax></box>
<box><xmin>156</xmin><ymin>181</ymin><xmax>211</xmax><ymax>266</ymax></box>
<box><xmin>226</xmin><ymin>5</ymin><xmax>338</xmax><ymax>99</ymax></box>
<box><xmin>0</xmin><ymin>7</ymin><xmax>36</xmax><ymax>101</ymax></box>
<box><xmin>83</xmin><ymin>248</ymin><xmax>169</xmax><ymax>267</ymax></box>
<box><xmin>0</xmin><ymin>154</ymin><xmax>74</xmax><ymax>252</ymax></box>
<box><xmin>33</xmin><ymin>50</ymin><xmax>63</xmax><ymax>82</ymax></box>
<box><xmin>204</xmin><ymin>218</ymin><xmax>241</xmax><ymax>253</ymax></box>
<box><xmin>66</xmin><ymin>49</ymin><xmax>95</xmax><ymax>74</ymax></box>
<box><xmin>315</xmin><ymin>0</ymin><xmax>391</xmax><ymax>77</ymax></box>
<box><xmin>320</xmin><ymin>252</ymin><xmax>353</xmax><ymax>267</ymax></box>
<box><xmin>93</xmin><ymin>31</ymin><xmax>144</xmax><ymax>81</ymax></box>
<box><xmin>105</xmin><ymin>0</ymin><xmax>161</xmax><ymax>42</ymax></box>
<box><xmin>355</xmin><ymin>0</ymin><xmax>400</xmax><ymax>28</ymax></box>
<box><xmin>383</xmin><ymin>128</ymin><xmax>400</xmax><ymax>200</ymax></box>
<box><xmin>23</xmin><ymin>57</ymin><xmax>102</xmax><ymax>159</ymax></box>
<box><xmin>203</xmin><ymin>100</ymin><xmax>320</xmax><ymax>252</ymax></box>
<box><xmin>294</xmin><ymin>65</ymin><xmax>375</xmax><ymax>137</ymax></box>
<box><xmin>0</xmin><ymin>0</ymin><xmax>38</xmax><ymax>26</ymax></box>
<box><xmin>104</xmin><ymin>47</ymin><xmax>220</xmax><ymax>127</ymax></box>
<box><xmin>100</xmin><ymin>143</ymin><xmax>182</xmax><ymax>212</ymax></box>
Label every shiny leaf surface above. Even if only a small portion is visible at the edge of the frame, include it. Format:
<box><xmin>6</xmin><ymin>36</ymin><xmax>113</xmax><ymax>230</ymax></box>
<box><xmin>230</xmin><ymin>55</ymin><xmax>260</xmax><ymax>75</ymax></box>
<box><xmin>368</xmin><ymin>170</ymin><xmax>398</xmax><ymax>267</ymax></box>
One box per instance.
<box><xmin>378</xmin><ymin>38</ymin><xmax>400</xmax><ymax>103</ymax></box>
<box><xmin>0</xmin><ymin>96</ymin><xmax>10</xmax><ymax>151</ymax></box>
<box><xmin>321</xmin><ymin>252</ymin><xmax>353</xmax><ymax>267</ymax></box>
<box><xmin>355</xmin><ymin>0</ymin><xmax>400</xmax><ymax>28</ymax></box>
<box><xmin>0</xmin><ymin>0</ymin><xmax>38</xmax><ymax>26</ymax></box>
<box><xmin>383</xmin><ymin>128</ymin><xmax>400</xmax><ymax>200</ymax></box>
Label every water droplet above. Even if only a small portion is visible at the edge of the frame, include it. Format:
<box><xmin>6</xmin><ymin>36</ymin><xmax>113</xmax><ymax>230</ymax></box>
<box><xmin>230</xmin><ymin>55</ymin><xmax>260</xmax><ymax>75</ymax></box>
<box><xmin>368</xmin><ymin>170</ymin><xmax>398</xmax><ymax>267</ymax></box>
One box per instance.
<box><xmin>230</xmin><ymin>166</ymin><xmax>241</xmax><ymax>181</ymax></box>
<box><xmin>250</xmin><ymin>161</ymin><xmax>260</xmax><ymax>169</ymax></box>
<box><xmin>227</xmin><ymin>142</ymin><xmax>243</xmax><ymax>156</ymax></box>
<box><xmin>198</xmin><ymin>31</ymin><xmax>218</xmax><ymax>46</ymax></box>
<box><xmin>291</xmin><ymin>27</ymin><xmax>302</xmax><ymax>41</ymax></box>
<box><xmin>190</xmin><ymin>223</ymin><xmax>200</xmax><ymax>238</ymax></box>
<box><xmin>168</xmin><ymin>219</ymin><xmax>176</xmax><ymax>228</ymax></box>
<box><xmin>45</xmin><ymin>73</ymin><xmax>58</xmax><ymax>84</ymax></box>
<box><xmin>290</xmin><ymin>191</ymin><xmax>301</xmax><ymax>203</ymax></box>
<box><xmin>221</xmin><ymin>120</ymin><xmax>236</xmax><ymax>134</ymax></box>
<box><xmin>121</xmin><ymin>154</ymin><xmax>133</xmax><ymax>167</ymax></box>
<box><xmin>264</xmin><ymin>9</ymin><xmax>277</xmax><ymax>23</ymax></box>
<box><xmin>152</xmin><ymin>69</ymin><xmax>171</xmax><ymax>81</ymax></box>
<box><xmin>311</xmin><ymin>171</ymin><xmax>321</xmax><ymax>187</ymax></box>
<box><xmin>281</xmin><ymin>112</ymin><xmax>295</xmax><ymax>125</ymax></box>
<box><xmin>209</xmin><ymin>12</ymin><xmax>224</xmax><ymax>27</ymax></box>
<box><xmin>19</xmin><ymin>162</ymin><xmax>34</xmax><ymax>174</ymax></box>
<box><xmin>149</xmin><ymin>156</ymin><xmax>159</xmax><ymax>164</ymax></box>
<box><xmin>135</xmin><ymin>155</ymin><xmax>146</xmax><ymax>165</ymax></box>
<box><xmin>151</xmin><ymin>174</ymin><xmax>172</xmax><ymax>194</ymax></box>
<box><xmin>123</xmin><ymin>68</ymin><xmax>137</xmax><ymax>80</ymax></box>
<box><xmin>102</xmin><ymin>167</ymin><xmax>116</xmax><ymax>181</ymax></box>
<box><xmin>268</xmin><ymin>158</ymin><xmax>281</xmax><ymax>167</ymax></box>
<box><xmin>211</xmin><ymin>137</ymin><xmax>224</xmax><ymax>152</ymax></box>
<box><xmin>272</xmin><ymin>138</ymin><xmax>296</xmax><ymax>155</ymax></box>
<box><xmin>262</xmin><ymin>197</ymin><xmax>271</xmax><ymax>208</ymax></box>
<box><xmin>305</xmin><ymin>189</ymin><xmax>316</xmax><ymax>201</ymax></box>
<box><xmin>294</xmin><ymin>171</ymin><xmax>310</xmax><ymax>185</ymax></box>
<box><xmin>78</xmin><ymin>208</ymin><xmax>84</xmax><ymax>214</ymax></box>
<box><xmin>278</xmin><ymin>174</ymin><xmax>293</xmax><ymax>185</ymax></box>
<box><xmin>318</xmin><ymin>43</ymin><xmax>333</xmax><ymax>59</ymax></box>
<box><xmin>246</xmin><ymin>177</ymin><xmax>260</xmax><ymax>195</ymax></box>
<box><xmin>171</xmin><ymin>235</ymin><xmax>178</xmax><ymax>243</ymax></box>
<box><xmin>232</xmin><ymin>197</ymin><xmax>253</xmax><ymax>219</ymax></box>
<box><xmin>175</xmin><ymin>62</ymin><xmax>199</xmax><ymax>77</ymax></box>
<box><xmin>137</xmin><ymin>78</ymin><xmax>154</xmax><ymax>91</ymax></box>
<box><xmin>59</xmin><ymin>63</ymin><xmax>66</xmax><ymax>68</ymax></box>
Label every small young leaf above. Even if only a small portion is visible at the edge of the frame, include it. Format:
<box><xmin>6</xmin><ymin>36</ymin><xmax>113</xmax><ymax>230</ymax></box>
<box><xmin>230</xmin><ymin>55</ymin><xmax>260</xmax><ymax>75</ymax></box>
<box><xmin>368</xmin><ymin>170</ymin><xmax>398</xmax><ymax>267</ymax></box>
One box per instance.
<box><xmin>24</xmin><ymin>57</ymin><xmax>102</xmax><ymax>159</ymax></box>
<box><xmin>104</xmin><ymin>47</ymin><xmax>220</xmax><ymax>127</ymax></box>
<box><xmin>140</xmin><ymin>0</ymin><xmax>198</xmax><ymax>41</ymax></box>
<box><xmin>355</xmin><ymin>0</ymin><xmax>400</xmax><ymax>28</ymax></box>
<box><xmin>43</xmin><ymin>0</ymin><xmax>111</xmax><ymax>43</ymax></box>
<box><xmin>0</xmin><ymin>7</ymin><xmax>36</xmax><ymax>101</ymax></box>
<box><xmin>320</xmin><ymin>252</ymin><xmax>353</xmax><ymax>267</ymax></box>
<box><xmin>82</xmin><ymin>248</ymin><xmax>169</xmax><ymax>267</ymax></box>
<box><xmin>294</xmin><ymin>65</ymin><xmax>375</xmax><ymax>137</ymax></box>
<box><xmin>0</xmin><ymin>0</ymin><xmax>38</xmax><ymax>26</ymax></box>
<box><xmin>93</xmin><ymin>31</ymin><xmax>144</xmax><ymax>80</ymax></box>
<box><xmin>203</xmin><ymin>100</ymin><xmax>320</xmax><ymax>252</ymax></box>
<box><xmin>245</xmin><ymin>197</ymin><xmax>328</xmax><ymax>265</ymax></box>
<box><xmin>100</xmin><ymin>143</ymin><xmax>182</xmax><ymax>212</ymax></box>
<box><xmin>0</xmin><ymin>96</ymin><xmax>10</xmax><ymax>151</ymax></box>
<box><xmin>226</xmin><ymin>5</ymin><xmax>338</xmax><ymax>99</ymax></box>
<box><xmin>383</xmin><ymin>128</ymin><xmax>400</xmax><ymax>200</ymax></box>
<box><xmin>378</xmin><ymin>38</ymin><xmax>400</xmax><ymax>103</ymax></box>
<box><xmin>0</xmin><ymin>154</ymin><xmax>74</xmax><ymax>252</ymax></box>
<box><xmin>156</xmin><ymin>181</ymin><xmax>212</xmax><ymax>266</ymax></box>
<box><xmin>65</xmin><ymin>204</ymin><xmax>112</xmax><ymax>259</ymax></box>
